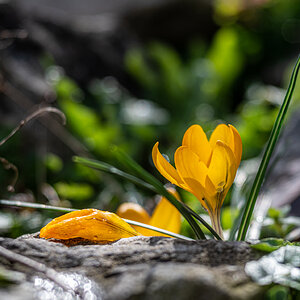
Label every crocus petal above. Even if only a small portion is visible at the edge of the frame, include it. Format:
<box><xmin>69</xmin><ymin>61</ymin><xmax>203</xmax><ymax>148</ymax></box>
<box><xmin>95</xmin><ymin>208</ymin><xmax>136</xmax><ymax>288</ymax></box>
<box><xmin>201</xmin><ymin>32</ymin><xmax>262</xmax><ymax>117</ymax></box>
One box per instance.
<box><xmin>116</xmin><ymin>203</ymin><xmax>151</xmax><ymax>224</ymax></box>
<box><xmin>209</xmin><ymin>124</ymin><xmax>234</xmax><ymax>152</ymax></box>
<box><xmin>182</xmin><ymin>124</ymin><xmax>212</xmax><ymax>166</ymax></box>
<box><xmin>175</xmin><ymin>146</ymin><xmax>208</xmax><ymax>187</ymax></box>
<box><xmin>207</xmin><ymin>141</ymin><xmax>233</xmax><ymax>189</ymax></box>
<box><xmin>229</xmin><ymin>124</ymin><xmax>242</xmax><ymax>167</ymax></box>
<box><xmin>217</xmin><ymin>141</ymin><xmax>237</xmax><ymax>190</ymax></box>
<box><xmin>116</xmin><ymin>202</ymin><xmax>151</xmax><ymax>234</ymax></box>
<box><xmin>152</xmin><ymin>142</ymin><xmax>186</xmax><ymax>187</ymax></box>
<box><xmin>197</xmin><ymin>176</ymin><xmax>221</xmax><ymax>212</ymax></box>
<box><xmin>174</xmin><ymin>146</ymin><xmax>209</xmax><ymax>208</ymax></box>
<box><xmin>182</xmin><ymin>177</ymin><xmax>210</xmax><ymax>211</ymax></box>
<box><xmin>205</xmin><ymin>142</ymin><xmax>238</xmax><ymax>214</ymax></box>
<box><xmin>204</xmin><ymin>175</ymin><xmax>217</xmax><ymax>199</ymax></box>
<box><xmin>207</xmin><ymin>141</ymin><xmax>237</xmax><ymax>195</ymax></box>
<box><xmin>149</xmin><ymin>188</ymin><xmax>181</xmax><ymax>236</ymax></box>
<box><xmin>40</xmin><ymin>209</ymin><xmax>139</xmax><ymax>242</ymax></box>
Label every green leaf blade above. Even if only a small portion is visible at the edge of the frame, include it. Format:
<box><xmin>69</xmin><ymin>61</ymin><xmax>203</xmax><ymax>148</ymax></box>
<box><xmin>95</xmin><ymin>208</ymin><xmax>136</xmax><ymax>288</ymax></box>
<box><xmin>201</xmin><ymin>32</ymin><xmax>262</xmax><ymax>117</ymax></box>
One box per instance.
<box><xmin>112</xmin><ymin>148</ymin><xmax>217</xmax><ymax>240</ymax></box>
<box><xmin>237</xmin><ymin>55</ymin><xmax>300</xmax><ymax>241</ymax></box>
<box><xmin>73</xmin><ymin>156</ymin><xmax>155</xmax><ymax>192</ymax></box>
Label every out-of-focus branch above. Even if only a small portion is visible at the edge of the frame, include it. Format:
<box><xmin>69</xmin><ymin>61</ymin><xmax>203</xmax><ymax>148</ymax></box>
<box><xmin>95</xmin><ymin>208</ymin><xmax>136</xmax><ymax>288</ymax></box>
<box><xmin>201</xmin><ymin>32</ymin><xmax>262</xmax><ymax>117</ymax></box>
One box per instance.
<box><xmin>0</xmin><ymin>106</ymin><xmax>66</xmax><ymax>147</ymax></box>
<box><xmin>0</xmin><ymin>158</ymin><xmax>18</xmax><ymax>192</ymax></box>
<box><xmin>0</xmin><ymin>29</ymin><xmax>28</xmax><ymax>40</ymax></box>
<box><xmin>0</xmin><ymin>79</ymin><xmax>92</xmax><ymax>157</ymax></box>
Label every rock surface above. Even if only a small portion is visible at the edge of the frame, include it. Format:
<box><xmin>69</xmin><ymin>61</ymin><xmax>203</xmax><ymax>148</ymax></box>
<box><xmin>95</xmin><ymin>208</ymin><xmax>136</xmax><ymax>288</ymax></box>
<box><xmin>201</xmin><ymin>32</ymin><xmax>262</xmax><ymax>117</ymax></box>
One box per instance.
<box><xmin>0</xmin><ymin>235</ymin><xmax>263</xmax><ymax>300</ymax></box>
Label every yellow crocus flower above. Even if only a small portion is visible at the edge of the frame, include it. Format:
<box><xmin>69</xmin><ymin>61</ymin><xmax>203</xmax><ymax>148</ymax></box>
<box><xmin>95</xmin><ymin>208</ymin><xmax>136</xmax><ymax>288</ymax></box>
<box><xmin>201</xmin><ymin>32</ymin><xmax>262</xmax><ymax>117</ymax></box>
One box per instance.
<box><xmin>117</xmin><ymin>187</ymin><xmax>181</xmax><ymax>237</ymax></box>
<box><xmin>152</xmin><ymin>124</ymin><xmax>242</xmax><ymax>239</ymax></box>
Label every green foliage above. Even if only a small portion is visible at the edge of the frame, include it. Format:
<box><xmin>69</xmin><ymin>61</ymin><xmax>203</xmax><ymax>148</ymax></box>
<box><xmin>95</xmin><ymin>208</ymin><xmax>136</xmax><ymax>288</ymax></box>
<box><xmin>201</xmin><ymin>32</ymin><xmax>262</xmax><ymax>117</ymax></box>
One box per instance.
<box><xmin>73</xmin><ymin>156</ymin><xmax>154</xmax><ymax>192</ymax></box>
<box><xmin>238</xmin><ymin>100</ymin><xmax>279</xmax><ymax>158</ymax></box>
<box><xmin>265</xmin><ymin>286</ymin><xmax>292</xmax><ymax>300</ymax></box>
<box><xmin>259</xmin><ymin>207</ymin><xmax>300</xmax><ymax>239</ymax></box>
<box><xmin>58</xmin><ymin>96</ymin><xmax>120</xmax><ymax>157</ymax></box>
<box><xmin>44</xmin><ymin>153</ymin><xmax>63</xmax><ymax>173</ymax></box>
<box><xmin>54</xmin><ymin>182</ymin><xmax>94</xmax><ymax>202</ymax></box>
<box><xmin>221</xmin><ymin>207</ymin><xmax>239</xmax><ymax>230</ymax></box>
<box><xmin>0</xmin><ymin>267</ymin><xmax>25</xmax><ymax>287</ymax></box>
<box><xmin>0</xmin><ymin>211</ymin><xmax>45</xmax><ymax>238</ymax></box>
<box><xmin>125</xmin><ymin>42</ymin><xmax>212</xmax><ymax>133</ymax></box>
<box><xmin>206</xmin><ymin>26</ymin><xmax>260</xmax><ymax>97</ymax></box>
<box><xmin>251</xmin><ymin>238</ymin><xmax>300</xmax><ymax>253</ymax></box>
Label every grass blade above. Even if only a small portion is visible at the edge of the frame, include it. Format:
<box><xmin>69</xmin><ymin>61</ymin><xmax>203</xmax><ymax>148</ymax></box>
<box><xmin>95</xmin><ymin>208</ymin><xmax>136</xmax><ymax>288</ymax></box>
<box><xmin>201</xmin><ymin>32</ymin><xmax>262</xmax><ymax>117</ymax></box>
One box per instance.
<box><xmin>228</xmin><ymin>211</ymin><xmax>243</xmax><ymax>241</ymax></box>
<box><xmin>113</xmin><ymin>148</ymin><xmax>222</xmax><ymax>239</ymax></box>
<box><xmin>183</xmin><ymin>205</ymin><xmax>221</xmax><ymax>240</ymax></box>
<box><xmin>0</xmin><ymin>199</ymin><xmax>76</xmax><ymax>212</ymax></box>
<box><xmin>74</xmin><ymin>154</ymin><xmax>221</xmax><ymax>239</ymax></box>
<box><xmin>0</xmin><ymin>200</ymin><xmax>194</xmax><ymax>241</ymax></box>
<box><xmin>73</xmin><ymin>156</ymin><xmax>155</xmax><ymax>192</ymax></box>
<box><xmin>121</xmin><ymin>218</ymin><xmax>195</xmax><ymax>241</ymax></box>
<box><xmin>75</xmin><ymin>156</ymin><xmax>206</xmax><ymax>239</ymax></box>
<box><xmin>237</xmin><ymin>55</ymin><xmax>300</xmax><ymax>241</ymax></box>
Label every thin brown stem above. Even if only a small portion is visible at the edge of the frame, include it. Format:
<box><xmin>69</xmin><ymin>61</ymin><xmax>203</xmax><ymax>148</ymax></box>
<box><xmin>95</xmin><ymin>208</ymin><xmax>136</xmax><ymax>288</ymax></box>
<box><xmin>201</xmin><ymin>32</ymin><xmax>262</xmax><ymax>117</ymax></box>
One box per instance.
<box><xmin>203</xmin><ymin>197</ymin><xmax>224</xmax><ymax>240</ymax></box>
<box><xmin>0</xmin><ymin>80</ymin><xmax>91</xmax><ymax>157</ymax></box>
<box><xmin>0</xmin><ymin>158</ymin><xmax>18</xmax><ymax>192</ymax></box>
<box><xmin>0</xmin><ymin>107</ymin><xmax>66</xmax><ymax>147</ymax></box>
<box><xmin>0</xmin><ymin>29</ymin><xmax>28</xmax><ymax>40</ymax></box>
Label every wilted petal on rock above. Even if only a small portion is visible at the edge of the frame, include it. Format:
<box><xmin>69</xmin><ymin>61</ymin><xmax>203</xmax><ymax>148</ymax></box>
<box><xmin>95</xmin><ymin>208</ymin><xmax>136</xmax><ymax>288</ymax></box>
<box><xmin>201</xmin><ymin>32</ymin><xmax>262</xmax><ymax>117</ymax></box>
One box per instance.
<box><xmin>40</xmin><ymin>209</ymin><xmax>139</xmax><ymax>243</ymax></box>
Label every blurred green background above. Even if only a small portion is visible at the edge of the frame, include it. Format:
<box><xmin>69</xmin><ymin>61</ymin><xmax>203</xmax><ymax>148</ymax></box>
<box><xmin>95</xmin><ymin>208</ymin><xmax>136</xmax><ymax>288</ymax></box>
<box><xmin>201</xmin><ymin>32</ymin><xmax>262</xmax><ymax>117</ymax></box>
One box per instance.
<box><xmin>1</xmin><ymin>0</ymin><xmax>300</xmax><ymax>240</ymax></box>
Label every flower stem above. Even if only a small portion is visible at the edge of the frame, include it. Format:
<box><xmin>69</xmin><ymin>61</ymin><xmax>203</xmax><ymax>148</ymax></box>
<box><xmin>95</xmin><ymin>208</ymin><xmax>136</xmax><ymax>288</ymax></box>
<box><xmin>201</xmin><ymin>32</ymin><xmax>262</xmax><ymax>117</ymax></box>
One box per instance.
<box><xmin>208</xmin><ymin>210</ymin><xmax>224</xmax><ymax>240</ymax></box>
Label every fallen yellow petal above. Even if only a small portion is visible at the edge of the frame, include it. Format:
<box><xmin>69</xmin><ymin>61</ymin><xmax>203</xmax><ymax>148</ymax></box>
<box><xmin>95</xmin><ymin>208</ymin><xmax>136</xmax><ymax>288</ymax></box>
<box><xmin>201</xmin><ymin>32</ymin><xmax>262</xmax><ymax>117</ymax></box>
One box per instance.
<box><xmin>149</xmin><ymin>188</ymin><xmax>181</xmax><ymax>237</ymax></box>
<box><xmin>116</xmin><ymin>188</ymin><xmax>182</xmax><ymax>237</ymax></box>
<box><xmin>40</xmin><ymin>208</ymin><xmax>139</xmax><ymax>242</ymax></box>
<box><xmin>116</xmin><ymin>202</ymin><xmax>151</xmax><ymax>234</ymax></box>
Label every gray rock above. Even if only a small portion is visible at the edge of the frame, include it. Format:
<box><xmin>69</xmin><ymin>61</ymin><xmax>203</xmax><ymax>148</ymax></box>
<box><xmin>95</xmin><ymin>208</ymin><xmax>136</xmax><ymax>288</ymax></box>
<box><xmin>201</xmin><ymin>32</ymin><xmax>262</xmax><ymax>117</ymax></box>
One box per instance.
<box><xmin>0</xmin><ymin>235</ymin><xmax>263</xmax><ymax>300</ymax></box>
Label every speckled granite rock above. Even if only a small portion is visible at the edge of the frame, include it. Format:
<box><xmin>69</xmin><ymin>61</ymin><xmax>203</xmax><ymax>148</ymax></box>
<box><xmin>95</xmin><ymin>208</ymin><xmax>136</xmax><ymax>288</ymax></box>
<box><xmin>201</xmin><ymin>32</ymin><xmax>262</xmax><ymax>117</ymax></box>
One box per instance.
<box><xmin>0</xmin><ymin>235</ymin><xmax>264</xmax><ymax>300</ymax></box>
